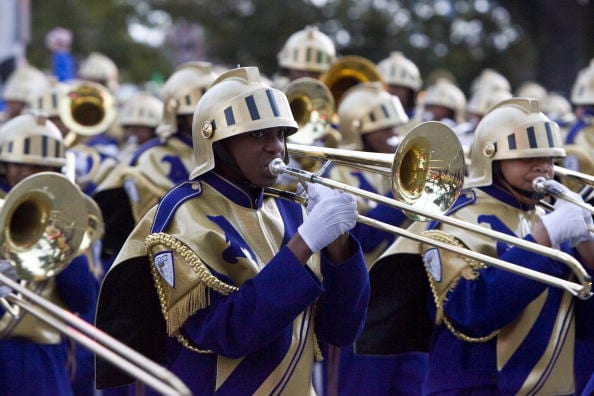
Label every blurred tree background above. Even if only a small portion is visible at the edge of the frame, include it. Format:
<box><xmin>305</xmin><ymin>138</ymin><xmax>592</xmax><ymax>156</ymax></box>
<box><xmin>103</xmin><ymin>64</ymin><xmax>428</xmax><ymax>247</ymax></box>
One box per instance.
<box><xmin>26</xmin><ymin>0</ymin><xmax>593</xmax><ymax>97</ymax></box>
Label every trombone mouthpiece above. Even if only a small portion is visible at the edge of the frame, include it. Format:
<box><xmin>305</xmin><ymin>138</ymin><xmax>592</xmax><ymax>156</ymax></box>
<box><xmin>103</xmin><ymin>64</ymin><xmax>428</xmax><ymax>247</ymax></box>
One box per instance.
<box><xmin>532</xmin><ymin>176</ymin><xmax>565</xmax><ymax>195</ymax></box>
<box><xmin>532</xmin><ymin>176</ymin><xmax>547</xmax><ymax>193</ymax></box>
<box><xmin>268</xmin><ymin>158</ymin><xmax>286</xmax><ymax>176</ymax></box>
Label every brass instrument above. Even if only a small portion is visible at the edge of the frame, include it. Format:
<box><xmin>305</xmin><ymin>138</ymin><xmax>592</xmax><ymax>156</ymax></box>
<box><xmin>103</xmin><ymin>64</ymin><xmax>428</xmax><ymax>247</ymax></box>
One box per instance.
<box><xmin>320</xmin><ymin>55</ymin><xmax>385</xmax><ymax>106</ymax></box>
<box><xmin>533</xmin><ymin>176</ymin><xmax>594</xmax><ymax>221</ymax></box>
<box><xmin>59</xmin><ymin>80</ymin><xmax>117</xmax><ymax>147</ymax></box>
<box><xmin>554</xmin><ymin>165</ymin><xmax>594</xmax><ymax>187</ymax></box>
<box><xmin>0</xmin><ymin>172</ymin><xmax>191</xmax><ymax>396</ymax></box>
<box><xmin>268</xmin><ymin>121</ymin><xmax>592</xmax><ymax>299</ymax></box>
<box><xmin>283</xmin><ymin>77</ymin><xmax>338</xmax><ymax>147</ymax></box>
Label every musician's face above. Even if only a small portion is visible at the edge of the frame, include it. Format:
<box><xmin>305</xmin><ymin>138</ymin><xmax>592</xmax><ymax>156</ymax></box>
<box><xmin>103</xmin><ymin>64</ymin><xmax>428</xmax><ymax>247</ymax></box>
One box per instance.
<box><xmin>363</xmin><ymin>127</ymin><xmax>399</xmax><ymax>154</ymax></box>
<box><xmin>5</xmin><ymin>162</ymin><xmax>59</xmax><ymax>187</ymax></box>
<box><xmin>225</xmin><ymin>127</ymin><xmax>287</xmax><ymax>187</ymax></box>
<box><xmin>500</xmin><ymin>157</ymin><xmax>554</xmax><ymax>192</ymax></box>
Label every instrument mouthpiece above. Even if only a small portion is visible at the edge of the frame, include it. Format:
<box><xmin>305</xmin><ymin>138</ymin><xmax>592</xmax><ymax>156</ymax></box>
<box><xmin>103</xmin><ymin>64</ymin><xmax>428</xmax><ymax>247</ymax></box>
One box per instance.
<box><xmin>268</xmin><ymin>158</ymin><xmax>286</xmax><ymax>176</ymax></box>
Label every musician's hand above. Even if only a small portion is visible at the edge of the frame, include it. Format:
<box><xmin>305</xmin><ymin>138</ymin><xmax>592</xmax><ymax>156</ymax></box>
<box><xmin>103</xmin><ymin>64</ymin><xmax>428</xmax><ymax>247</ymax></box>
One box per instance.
<box><xmin>297</xmin><ymin>182</ymin><xmax>339</xmax><ymax>214</ymax></box>
<box><xmin>298</xmin><ymin>192</ymin><xmax>357</xmax><ymax>253</ymax></box>
<box><xmin>541</xmin><ymin>195</ymin><xmax>592</xmax><ymax>248</ymax></box>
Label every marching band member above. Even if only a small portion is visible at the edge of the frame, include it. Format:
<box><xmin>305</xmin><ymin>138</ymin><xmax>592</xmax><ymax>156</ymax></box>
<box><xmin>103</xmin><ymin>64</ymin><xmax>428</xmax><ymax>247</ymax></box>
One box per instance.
<box><xmin>564</xmin><ymin>57</ymin><xmax>594</xmax><ymax>396</ymax></box>
<box><xmin>566</xmin><ymin>58</ymin><xmax>594</xmax><ymax>158</ymax></box>
<box><xmin>456</xmin><ymin>87</ymin><xmax>512</xmax><ymax>158</ymax></box>
<box><xmin>320</xmin><ymin>81</ymin><xmax>427</xmax><ymax>396</ymax></box>
<box><xmin>274</xmin><ymin>25</ymin><xmax>336</xmax><ymax>88</ymax></box>
<box><xmin>0</xmin><ymin>113</ymin><xmax>100</xmax><ymax>395</ymax></box>
<box><xmin>92</xmin><ymin>62</ymin><xmax>218</xmax><ymax>274</ymax></box>
<box><xmin>417</xmin><ymin>78</ymin><xmax>467</xmax><ymax>129</ymax></box>
<box><xmin>92</xmin><ymin>91</ymin><xmax>164</xmax><ymax>273</ymax></box>
<box><xmin>95</xmin><ymin>66</ymin><xmax>368</xmax><ymax>395</ymax></box>
<box><xmin>363</xmin><ymin>98</ymin><xmax>594</xmax><ymax>395</ymax></box>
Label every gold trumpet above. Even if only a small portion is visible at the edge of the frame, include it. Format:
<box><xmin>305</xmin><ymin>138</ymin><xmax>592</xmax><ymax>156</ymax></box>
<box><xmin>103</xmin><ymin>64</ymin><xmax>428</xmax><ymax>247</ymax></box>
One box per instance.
<box><xmin>320</xmin><ymin>55</ymin><xmax>385</xmax><ymax>106</ymax></box>
<box><xmin>0</xmin><ymin>172</ymin><xmax>191</xmax><ymax>396</ymax></box>
<box><xmin>59</xmin><ymin>80</ymin><xmax>117</xmax><ymax>147</ymax></box>
<box><xmin>268</xmin><ymin>121</ymin><xmax>592</xmax><ymax>299</ymax></box>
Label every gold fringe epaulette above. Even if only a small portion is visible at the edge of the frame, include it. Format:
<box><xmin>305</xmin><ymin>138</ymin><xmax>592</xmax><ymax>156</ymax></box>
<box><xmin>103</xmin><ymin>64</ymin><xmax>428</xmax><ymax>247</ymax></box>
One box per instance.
<box><xmin>145</xmin><ymin>232</ymin><xmax>239</xmax><ymax>352</ymax></box>
<box><xmin>421</xmin><ymin>229</ymin><xmax>499</xmax><ymax>343</ymax></box>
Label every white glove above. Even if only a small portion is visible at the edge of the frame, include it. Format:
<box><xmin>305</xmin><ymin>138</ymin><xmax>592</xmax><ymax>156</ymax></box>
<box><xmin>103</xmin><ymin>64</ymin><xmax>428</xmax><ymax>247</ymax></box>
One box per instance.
<box><xmin>541</xmin><ymin>190</ymin><xmax>593</xmax><ymax>248</ymax></box>
<box><xmin>296</xmin><ymin>182</ymin><xmax>339</xmax><ymax>214</ymax></box>
<box><xmin>298</xmin><ymin>192</ymin><xmax>357</xmax><ymax>253</ymax></box>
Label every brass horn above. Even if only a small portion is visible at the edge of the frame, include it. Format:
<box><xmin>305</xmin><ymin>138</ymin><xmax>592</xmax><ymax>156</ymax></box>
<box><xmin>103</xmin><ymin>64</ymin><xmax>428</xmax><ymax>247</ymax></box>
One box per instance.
<box><xmin>0</xmin><ymin>172</ymin><xmax>87</xmax><ymax>280</ymax></box>
<box><xmin>268</xmin><ymin>121</ymin><xmax>592</xmax><ymax>299</ymax></box>
<box><xmin>59</xmin><ymin>80</ymin><xmax>117</xmax><ymax>146</ymax></box>
<box><xmin>282</xmin><ymin>77</ymin><xmax>338</xmax><ymax>146</ymax></box>
<box><xmin>320</xmin><ymin>55</ymin><xmax>385</xmax><ymax>106</ymax></box>
<box><xmin>0</xmin><ymin>172</ymin><xmax>191</xmax><ymax>396</ymax></box>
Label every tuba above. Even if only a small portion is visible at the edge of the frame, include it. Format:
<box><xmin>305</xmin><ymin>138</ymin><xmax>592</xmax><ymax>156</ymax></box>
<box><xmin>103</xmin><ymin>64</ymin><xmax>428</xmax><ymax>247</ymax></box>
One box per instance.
<box><xmin>283</xmin><ymin>77</ymin><xmax>340</xmax><ymax>147</ymax></box>
<box><xmin>58</xmin><ymin>80</ymin><xmax>117</xmax><ymax>147</ymax></box>
<box><xmin>320</xmin><ymin>55</ymin><xmax>385</xmax><ymax>106</ymax></box>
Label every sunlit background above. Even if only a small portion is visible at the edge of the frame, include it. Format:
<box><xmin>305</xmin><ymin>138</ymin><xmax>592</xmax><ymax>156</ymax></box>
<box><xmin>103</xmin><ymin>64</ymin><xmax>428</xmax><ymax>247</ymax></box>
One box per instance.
<box><xmin>2</xmin><ymin>0</ymin><xmax>593</xmax><ymax>97</ymax></box>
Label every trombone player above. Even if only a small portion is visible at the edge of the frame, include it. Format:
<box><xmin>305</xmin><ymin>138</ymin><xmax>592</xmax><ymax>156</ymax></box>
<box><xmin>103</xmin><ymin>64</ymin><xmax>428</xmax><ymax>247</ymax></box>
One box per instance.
<box><xmin>360</xmin><ymin>98</ymin><xmax>594</xmax><ymax>395</ymax></box>
<box><xmin>0</xmin><ymin>113</ymin><xmax>100</xmax><ymax>395</ymax></box>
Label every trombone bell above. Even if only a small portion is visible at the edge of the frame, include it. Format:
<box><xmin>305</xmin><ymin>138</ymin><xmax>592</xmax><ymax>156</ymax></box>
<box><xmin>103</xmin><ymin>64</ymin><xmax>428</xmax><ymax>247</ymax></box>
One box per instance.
<box><xmin>59</xmin><ymin>80</ymin><xmax>117</xmax><ymax>138</ymax></box>
<box><xmin>0</xmin><ymin>172</ymin><xmax>87</xmax><ymax>281</ymax></box>
<box><xmin>392</xmin><ymin>122</ymin><xmax>465</xmax><ymax>220</ymax></box>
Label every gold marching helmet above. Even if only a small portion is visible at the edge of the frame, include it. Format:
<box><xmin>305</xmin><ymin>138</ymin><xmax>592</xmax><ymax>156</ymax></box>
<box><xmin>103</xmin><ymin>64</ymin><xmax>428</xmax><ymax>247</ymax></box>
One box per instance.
<box><xmin>119</xmin><ymin>92</ymin><xmax>164</xmax><ymax>129</ymax></box>
<box><xmin>571</xmin><ymin>58</ymin><xmax>594</xmax><ymax>105</ymax></box>
<box><xmin>466</xmin><ymin>98</ymin><xmax>566</xmax><ymax>188</ymax></box>
<box><xmin>158</xmin><ymin>61</ymin><xmax>219</xmax><ymax>138</ymax></box>
<box><xmin>469</xmin><ymin>68</ymin><xmax>511</xmax><ymax>94</ymax></box>
<box><xmin>421</xmin><ymin>78</ymin><xmax>467</xmax><ymax>124</ymax></box>
<box><xmin>191</xmin><ymin>67</ymin><xmax>298</xmax><ymax>179</ymax></box>
<box><xmin>277</xmin><ymin>26</ymin><xmax>336</xmax><ymax>74</ymax></box>
<box><xmin>3</xmin><ymin>64</ymin><xmax>51</xmax><ymax>104</ymax></box>
<box><xmin>377</xmin><ymin>51</ymin><xmax>423</xmax><ymax>93</ymax></box>
<box><xmin>337</xmin><ymin>82</ymin><xmax>409</xmax><ymax>151</ymax></box>
<box><xmin>0</xmin><ymin>113</ymin><xmax>66</xmax><ymax>169</ymax></box>
<box><xmin>78</xmin><ymin>52</ymin><xmax>119</xmax><ymax>91</ymax></box>
<box><xmin>320</xmin><ymin>55</ymin><xmax>385</xmax><ymax>106</ymax></box>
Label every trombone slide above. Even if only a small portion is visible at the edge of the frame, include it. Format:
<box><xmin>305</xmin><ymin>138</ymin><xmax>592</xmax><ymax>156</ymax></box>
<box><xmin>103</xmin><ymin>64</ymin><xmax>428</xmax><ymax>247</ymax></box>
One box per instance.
<box><xmin>268</xmin><ymin>159</ymin><xmax>593</xmax><ymax>300</ymax></box>
<box><xmin>0</xmin><ymin>272</ymin><xmax>191</xmax><ymax>396</ymax></box>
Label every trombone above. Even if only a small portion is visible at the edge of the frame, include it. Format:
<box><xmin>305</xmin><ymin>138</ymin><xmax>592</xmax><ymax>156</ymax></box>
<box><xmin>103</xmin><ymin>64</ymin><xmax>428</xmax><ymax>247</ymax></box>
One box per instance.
<box><xmin>0</xmin><ymin>172</ymin><xmax>191</xmax><ymax>396</ymax></box>
<box><xmin>268</xmin><ymin>121</ymin><xmax>593</xmax><ymax>300</ymax></box>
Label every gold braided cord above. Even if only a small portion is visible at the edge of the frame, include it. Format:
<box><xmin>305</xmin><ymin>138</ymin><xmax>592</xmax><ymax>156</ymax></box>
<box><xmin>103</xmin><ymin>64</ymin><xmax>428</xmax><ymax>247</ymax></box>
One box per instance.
<box><xmin>145</xmin><ymin>232</ymin><xmax>324</xmax><ymax>357</ymax></box>
<box><xmin>420</xmin><ymin>229</ymin><xmax>499</xmax><ymax>343</ymax></box>
<box><xmin>145</xmin><ymin>232</ymin><xmax>239</xmax><ymax>353</ymax></box>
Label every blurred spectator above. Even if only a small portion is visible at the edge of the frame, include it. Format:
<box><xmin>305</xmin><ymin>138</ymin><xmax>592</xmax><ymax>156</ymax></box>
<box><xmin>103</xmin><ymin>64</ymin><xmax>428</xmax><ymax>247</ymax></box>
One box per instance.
<box><xmin>45</xmin><ymin>27</ymin><xmax>75</xmax><ymax>82</ymax></box>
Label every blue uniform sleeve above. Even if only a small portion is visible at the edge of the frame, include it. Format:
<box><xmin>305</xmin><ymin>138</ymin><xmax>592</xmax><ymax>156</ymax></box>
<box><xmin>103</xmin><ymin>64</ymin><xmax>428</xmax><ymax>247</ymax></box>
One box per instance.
<box><xmin>55</xmin><ymin>255</ymin><xmax>100</xmax><ymax>315</ymax></box>
<box><xmin>443</xmin><ymin>235</ymin><xmax>570</xmax><ymax>336</ymax></box>
<box><xmin>574</xmin><ymin>256</ymin><xmax>594</xmax><ymax>341</ymax></box>
<box><xmin>316</xmin><ymin>237</ymin><xmax>370</xmax><ymax>346</ymax></box>
<box><xmin>181</xmin><ymin>239</ymin><xmax>369</xmax><ymax>357</ymax></box>
<box><xmin>181</xmin><ymin>246</ymin><xmax>325</xmax><ymax>358</ymax></box>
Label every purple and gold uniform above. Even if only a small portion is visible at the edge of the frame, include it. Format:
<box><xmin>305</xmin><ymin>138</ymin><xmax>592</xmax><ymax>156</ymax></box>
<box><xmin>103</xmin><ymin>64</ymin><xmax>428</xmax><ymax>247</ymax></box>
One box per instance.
<box><xmin>96</xmin><ymin>66</ymin><xmax>369</xmax><ymax>395</ymax></box>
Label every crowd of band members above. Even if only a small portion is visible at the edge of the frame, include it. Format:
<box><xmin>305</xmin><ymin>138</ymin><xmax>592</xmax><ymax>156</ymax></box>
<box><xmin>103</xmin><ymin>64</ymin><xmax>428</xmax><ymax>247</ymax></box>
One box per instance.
<box><xmin>0</xmin><ymin>23</ymin><xmax>593</xmax><ymax>395</ymax></box>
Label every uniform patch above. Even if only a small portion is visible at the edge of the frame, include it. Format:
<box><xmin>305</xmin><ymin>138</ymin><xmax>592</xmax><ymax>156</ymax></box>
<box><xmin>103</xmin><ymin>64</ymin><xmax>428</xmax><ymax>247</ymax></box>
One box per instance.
<box><xmin>154</xmin><ymin>251</ymin><xmax>175</xmax><ymax>287</ymax></box>
<box><xmin>423</xmin><ymin>248</ymin><xmax>442</xmax><ymax>282</ymax></box>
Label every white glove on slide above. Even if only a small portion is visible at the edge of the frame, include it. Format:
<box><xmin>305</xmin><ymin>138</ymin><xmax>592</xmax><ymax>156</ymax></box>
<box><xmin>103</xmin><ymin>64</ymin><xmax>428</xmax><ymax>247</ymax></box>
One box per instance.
<box><xmin>541</xmin><ymin>188</ymin><xmax>593</xmax><ymax>248</ymax></box>
<box><xmin>298</xmin><ymin>192</ymin><xmax>357</xmax><ymax>253</ymax></box>
<box><xmin>296</xmin><ymin>182</ymin><xmax>340</xmax><ymax>214</ymax></box>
